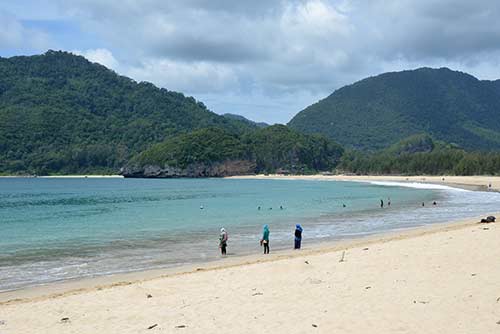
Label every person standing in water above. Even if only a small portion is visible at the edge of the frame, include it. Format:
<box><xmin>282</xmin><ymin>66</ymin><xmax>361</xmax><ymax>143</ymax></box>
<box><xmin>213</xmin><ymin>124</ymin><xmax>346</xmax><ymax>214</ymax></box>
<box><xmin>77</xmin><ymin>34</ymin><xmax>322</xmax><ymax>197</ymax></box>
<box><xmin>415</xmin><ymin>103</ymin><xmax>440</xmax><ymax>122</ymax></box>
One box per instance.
<box><xmin>219</xmin><ymin>228</ymin><xmax>228</xmax><ymax>256</ymax></box>
<box><xmin>294</xmin><ymin>224</ymin><xmax>303</xmax><ymax>249</ymax></box>
<box><xmin>261</xmin><ymin>225</ymin><xmax>270</xmax><ymax>254</ymax></box>
<box><xmin>388</xmin><ymin>198</ymin><xmax>391</xmax><ymax>207</ymax></box>
<box><xmin>380</xmin><ymin>199</ymin><xmax>384</xmax><ymax>208</ymax></box>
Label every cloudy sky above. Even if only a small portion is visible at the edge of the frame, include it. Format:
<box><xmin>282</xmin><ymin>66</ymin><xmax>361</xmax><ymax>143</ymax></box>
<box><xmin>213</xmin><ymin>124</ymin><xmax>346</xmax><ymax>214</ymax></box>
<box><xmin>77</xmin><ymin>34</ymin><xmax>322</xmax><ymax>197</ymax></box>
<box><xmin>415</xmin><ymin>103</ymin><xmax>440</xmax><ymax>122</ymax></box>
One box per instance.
<box><xmin>1</xmin><ymin>0</ymin><xmax>500</xmax><ymax>123</ymax></box>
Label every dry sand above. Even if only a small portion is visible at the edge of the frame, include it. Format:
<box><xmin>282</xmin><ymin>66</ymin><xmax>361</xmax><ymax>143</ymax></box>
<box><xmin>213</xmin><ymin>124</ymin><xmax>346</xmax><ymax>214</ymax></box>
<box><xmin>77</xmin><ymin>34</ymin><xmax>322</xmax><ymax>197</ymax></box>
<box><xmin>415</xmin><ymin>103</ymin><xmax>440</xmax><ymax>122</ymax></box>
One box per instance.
<box><xmin>1</xmin><ymin>217</ymin><xmax>499</xmax><ymax>333</ymax></box>
<box><xmin>0</xmin><ymin>175</ymin><xmax>499</xmax><ymax>333</ymax></box>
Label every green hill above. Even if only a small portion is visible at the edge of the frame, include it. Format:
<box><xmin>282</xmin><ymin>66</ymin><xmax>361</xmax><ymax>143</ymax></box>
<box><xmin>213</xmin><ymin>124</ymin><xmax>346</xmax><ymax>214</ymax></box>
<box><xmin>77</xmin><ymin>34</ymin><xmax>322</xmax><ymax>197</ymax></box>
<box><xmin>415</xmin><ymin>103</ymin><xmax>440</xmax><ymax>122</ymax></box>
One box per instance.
<box><xmin>288</xmin><ymin>68</ymin><xmax>500</xmax><ymax>151</ymax></box>
<box><xmin>0</xmin><ymin>51</ymin><xmax>255</xmax><ymax>175</ymax></box>
<box><xmin>338</xmin><ymin>134</ymin><xmax>500</xmax><ymax>176</ymax></box>
<box><xmin>124</xmin><ymin>125</ymin><xmax>344</xmax><ymax>177</ymax></box>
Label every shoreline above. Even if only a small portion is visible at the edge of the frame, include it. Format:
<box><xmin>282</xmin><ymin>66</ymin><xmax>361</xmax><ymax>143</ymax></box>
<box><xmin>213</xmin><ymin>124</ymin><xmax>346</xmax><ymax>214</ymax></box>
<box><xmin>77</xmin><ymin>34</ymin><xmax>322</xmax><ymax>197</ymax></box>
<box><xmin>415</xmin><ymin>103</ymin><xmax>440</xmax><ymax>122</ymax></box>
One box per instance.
<box><xmin>228</xmin><ymin>174</ymin><xmax>500</xmax><ymax>192</ymax></box>
<box><xmin>0</xmin><ymin>213</ymin><xmax>495</xmax><ymax>305</ymax></box>
<box><xmin>1</xmin><ymin>214</ymin><xmax>499</xmax><ymax>333</ymax></box>
<box><xmin>0</xmin><ymin>175</ymin><xmax>498</xmax><ymax>303</ymax></box>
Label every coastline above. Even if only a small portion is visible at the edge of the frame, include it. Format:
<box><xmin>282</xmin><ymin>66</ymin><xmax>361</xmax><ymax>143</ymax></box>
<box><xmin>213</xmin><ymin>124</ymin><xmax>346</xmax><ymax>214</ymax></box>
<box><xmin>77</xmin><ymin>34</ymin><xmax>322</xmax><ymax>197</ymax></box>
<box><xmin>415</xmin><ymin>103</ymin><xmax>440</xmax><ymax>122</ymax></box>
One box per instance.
<box><xmin>0</xmin><ymin>174</ymin><xmax>498</xmax><ymax>302</ymax></box>
<box><xmin>0</xmin><ymin>213</ymin><xmax>493</xmax><ymax>305</ymax></box>
<box><xmin>1</xmin><ymin>175</ymin><xmax>499</xmax><ymax>333</ymax></box>
<box><xmin>1</xmin><ymin>214</ymin><xmax>499</xmax><ymax>333</ymax></box>
<box><xmin>228</xmin><ymin>174</ymin><xmax>500</xmax><ymax>192</ymax></box>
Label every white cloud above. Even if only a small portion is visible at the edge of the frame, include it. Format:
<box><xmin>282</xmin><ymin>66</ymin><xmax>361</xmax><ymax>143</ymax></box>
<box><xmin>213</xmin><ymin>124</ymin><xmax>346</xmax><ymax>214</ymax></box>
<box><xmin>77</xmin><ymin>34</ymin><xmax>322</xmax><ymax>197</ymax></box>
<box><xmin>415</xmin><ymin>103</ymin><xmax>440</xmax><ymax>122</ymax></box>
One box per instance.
<box><xmin>8</xmin><ymin>0</ymin><xmax>500</xmax><ymax>122</ymax></box>
<box><xmin>127</xmin><ymin>58</ymin><xmax>239</xmax><ymax>94</ymax></box>
<box><xmin>0</xmin><ymin>11</ymin><xmax>50</xmax><ymax>51</ymax></box>
<box><xmin>72</xmin><ymin>48</ymin><xmax>119</xmax><ymax>70</ymax></box>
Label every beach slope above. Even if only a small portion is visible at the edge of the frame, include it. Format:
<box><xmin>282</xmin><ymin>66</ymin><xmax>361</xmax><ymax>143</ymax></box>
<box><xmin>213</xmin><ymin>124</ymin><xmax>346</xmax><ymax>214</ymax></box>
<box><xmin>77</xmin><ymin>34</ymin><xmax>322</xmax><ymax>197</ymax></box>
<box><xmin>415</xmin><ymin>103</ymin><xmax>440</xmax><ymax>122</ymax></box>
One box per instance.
<box><xmin>1</xmin><ymin>218</ymin><xmax>499</xmax><ymax>333</ymax></box>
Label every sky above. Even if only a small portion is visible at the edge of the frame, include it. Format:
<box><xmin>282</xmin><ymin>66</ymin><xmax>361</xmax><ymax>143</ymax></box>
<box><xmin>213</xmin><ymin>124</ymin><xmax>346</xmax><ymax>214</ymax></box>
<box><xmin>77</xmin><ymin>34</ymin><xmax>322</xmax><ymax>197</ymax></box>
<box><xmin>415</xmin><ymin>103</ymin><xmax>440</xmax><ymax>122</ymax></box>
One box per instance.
<box><xmin>1</xmin><ymin>0</ymin><xmax>500</xmax><ymax>124</ymax></box>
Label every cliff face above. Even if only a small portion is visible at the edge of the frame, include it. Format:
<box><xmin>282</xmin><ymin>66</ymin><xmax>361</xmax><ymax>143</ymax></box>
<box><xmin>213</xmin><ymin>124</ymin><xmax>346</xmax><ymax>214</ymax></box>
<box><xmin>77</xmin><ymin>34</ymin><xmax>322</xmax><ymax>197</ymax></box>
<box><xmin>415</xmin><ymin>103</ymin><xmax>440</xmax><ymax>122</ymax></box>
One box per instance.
<box><xmin>120</xmin><ymin>160</ymin><xmax>256</xmax><ymax>178</ymax></box>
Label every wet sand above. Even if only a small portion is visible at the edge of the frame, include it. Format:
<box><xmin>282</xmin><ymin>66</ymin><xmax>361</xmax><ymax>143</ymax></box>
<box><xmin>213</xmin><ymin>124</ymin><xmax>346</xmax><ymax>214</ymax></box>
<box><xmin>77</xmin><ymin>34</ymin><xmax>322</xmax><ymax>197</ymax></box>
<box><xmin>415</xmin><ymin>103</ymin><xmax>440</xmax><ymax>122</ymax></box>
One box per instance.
<box><xmin>0</xmin><ymin>175</ymin><xmax>499</xmax><ymax>333</ymax></box>
<box><xmin>0</xmin><ymin>214</ymin><xmax>499</xmax><ymax>333</ymax></box>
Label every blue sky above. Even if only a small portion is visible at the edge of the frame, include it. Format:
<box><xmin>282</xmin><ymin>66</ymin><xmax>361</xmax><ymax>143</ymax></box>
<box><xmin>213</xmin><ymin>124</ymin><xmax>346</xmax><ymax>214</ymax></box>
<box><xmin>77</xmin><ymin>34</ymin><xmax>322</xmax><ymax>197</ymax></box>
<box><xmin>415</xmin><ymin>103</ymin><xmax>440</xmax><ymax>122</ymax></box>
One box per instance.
<box><xmin>2</xmin><ymin>0</ymin><xmax>500</xmax><ymax>123</ymax></box>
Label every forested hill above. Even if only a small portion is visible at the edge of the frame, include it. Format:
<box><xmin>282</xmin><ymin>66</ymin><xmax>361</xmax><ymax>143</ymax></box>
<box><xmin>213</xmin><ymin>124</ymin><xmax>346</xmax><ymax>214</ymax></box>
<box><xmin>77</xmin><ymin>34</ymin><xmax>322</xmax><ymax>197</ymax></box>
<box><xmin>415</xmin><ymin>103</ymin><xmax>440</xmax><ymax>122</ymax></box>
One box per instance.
<box><xmin>0</xmin><ymin>51</ymin><xmax>255</xmax><ymax>174</ymax></box>
<box><xmin>288</xmin><ymin>68</ymin><xmax>500</xmax><ymax>151</ymax></box>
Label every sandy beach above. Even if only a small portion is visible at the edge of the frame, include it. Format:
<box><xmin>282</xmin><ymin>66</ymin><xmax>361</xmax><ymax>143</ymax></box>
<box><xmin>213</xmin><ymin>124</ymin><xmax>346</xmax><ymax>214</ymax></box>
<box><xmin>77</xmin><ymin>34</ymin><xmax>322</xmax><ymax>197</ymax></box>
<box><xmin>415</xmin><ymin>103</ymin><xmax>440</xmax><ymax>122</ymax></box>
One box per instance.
<box><xmin>0</xmin><ymin>175</ymin><xmax>499</xmax><ymax>333</ymax></box>
<box><xmin>230</xmin><ymin>174</ymin><xmax>500</xmax><ymax>192</ymax></box>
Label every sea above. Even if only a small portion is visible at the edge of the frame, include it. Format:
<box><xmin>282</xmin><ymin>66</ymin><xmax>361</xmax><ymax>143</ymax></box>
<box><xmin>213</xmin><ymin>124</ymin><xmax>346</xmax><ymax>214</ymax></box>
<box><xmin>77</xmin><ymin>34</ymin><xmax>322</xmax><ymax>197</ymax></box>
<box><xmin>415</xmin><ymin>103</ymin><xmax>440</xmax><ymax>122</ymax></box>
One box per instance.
<box><xmin>0</xmin><ymin>177</ymin><xmax>499</xmax><ymax>292</ymax></box>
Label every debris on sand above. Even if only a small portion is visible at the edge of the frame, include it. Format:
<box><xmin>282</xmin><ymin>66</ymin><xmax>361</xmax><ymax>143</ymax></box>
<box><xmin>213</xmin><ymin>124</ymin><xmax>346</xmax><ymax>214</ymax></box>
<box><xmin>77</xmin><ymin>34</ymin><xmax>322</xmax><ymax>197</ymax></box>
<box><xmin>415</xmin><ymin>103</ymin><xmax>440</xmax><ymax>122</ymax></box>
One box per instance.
<box><xmin>175</xmin><ymin>325</ymin><xmax>187</xmax><ymax>328</ymax></box>
<box><xmin>147</xmin><ymin>324</ymin><xmax>158</xmax><ymax>330</ymax></box>
<box><xmin>305</xmin><ymin>261</ymin><xmax>309</xmax><ymax>264</ymax></box>
<box><xmin>147</xmin><ymin>294</ymin><xmax>153</xmax><ymax>298</ymax></box>
<box><xmin>60</xmin><ymin>317</ymin><xmax>70</xmax><ymax>323</ymax></box>
<box><xmin>312</xmin><ymin>324</ymin><xmax>318</xmax><ymax>328</ymax></box>
<box><xmin>252</xmin><ymin>292</ymin><xmax>263</xmax><ymax>296</ymax></box>
<box><xmin>339</xmin><ymin>251</ymin><xmax>346</xmax><ymax>262</ymax></box>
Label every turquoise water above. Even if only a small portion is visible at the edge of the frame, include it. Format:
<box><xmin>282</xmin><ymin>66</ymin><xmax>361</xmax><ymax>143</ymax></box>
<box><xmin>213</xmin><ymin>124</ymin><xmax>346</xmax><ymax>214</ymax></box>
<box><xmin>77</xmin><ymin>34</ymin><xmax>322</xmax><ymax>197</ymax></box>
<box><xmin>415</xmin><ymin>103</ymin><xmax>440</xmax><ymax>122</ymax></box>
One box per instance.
<box><xmin>0</xmin><ymin>178</ymin><xmax>499</xmax><ymax>291</ymax></box>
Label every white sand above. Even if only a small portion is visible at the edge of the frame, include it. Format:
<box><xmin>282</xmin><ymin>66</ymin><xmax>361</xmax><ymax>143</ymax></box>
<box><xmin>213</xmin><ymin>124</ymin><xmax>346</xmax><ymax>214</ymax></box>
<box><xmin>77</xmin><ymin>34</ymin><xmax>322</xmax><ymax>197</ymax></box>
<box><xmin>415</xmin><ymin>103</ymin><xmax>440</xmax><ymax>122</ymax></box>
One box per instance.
<box><xmin>1</xmin><ymin>175</ymin><xmax>499</xmax><ymax>333</ymax></box>
<box><xmin>229</xmin><ymin>174</ymin><xmax>500</xmax><ymax>192</ymax></box>
<box><xmin>0</xmin><ymin>216</ymin><xmax>499</xmax><ymax>333</ymax></box>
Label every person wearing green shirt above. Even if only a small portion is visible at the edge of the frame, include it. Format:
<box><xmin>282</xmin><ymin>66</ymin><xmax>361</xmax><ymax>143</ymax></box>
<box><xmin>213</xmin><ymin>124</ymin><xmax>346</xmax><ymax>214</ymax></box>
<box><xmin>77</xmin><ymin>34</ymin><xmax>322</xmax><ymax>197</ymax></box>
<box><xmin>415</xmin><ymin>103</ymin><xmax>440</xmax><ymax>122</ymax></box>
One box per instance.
<box><xmin>261</xmin><ymin>225</ymin><xmax>270</xmax><ymax>254</ymax></box>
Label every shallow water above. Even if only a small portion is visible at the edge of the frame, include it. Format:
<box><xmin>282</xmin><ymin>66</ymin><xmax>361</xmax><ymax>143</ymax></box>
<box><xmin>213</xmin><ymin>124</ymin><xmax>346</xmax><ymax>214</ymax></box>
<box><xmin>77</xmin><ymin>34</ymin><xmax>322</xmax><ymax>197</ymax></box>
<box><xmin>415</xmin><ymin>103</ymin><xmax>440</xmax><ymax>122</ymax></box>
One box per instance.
<box><xmin>0</xmin><ymin>177</ymin><xmax>498</xmax><ymax>291</ymax></box>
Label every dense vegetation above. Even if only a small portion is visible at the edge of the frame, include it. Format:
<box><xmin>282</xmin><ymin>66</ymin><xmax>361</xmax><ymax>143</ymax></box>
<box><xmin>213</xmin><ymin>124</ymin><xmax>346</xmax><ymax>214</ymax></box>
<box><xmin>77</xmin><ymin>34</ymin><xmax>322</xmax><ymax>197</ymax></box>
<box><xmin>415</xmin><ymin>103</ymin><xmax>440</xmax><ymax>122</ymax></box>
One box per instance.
<box><xmin>131</xmin><ymin>125</ymin><xmax>344</xmax><ymax>174</ymax></box>
<box><xmin>223</xmin><ymin>113</ymin><xmax>269</xmax><ymax>128</ymax></box>
<box><xmin>289</xmin><ymin>67</ymin><xmax>500</xmax><ymax>151</ymax></box>
<box><xmin>2</xmin><ymin>51</ymin><xmax>500</xmax><ymax>177</ymax></box>
<box><xmin>0</xmin><ymin>51</ymin><xmax>255</xmax><ymax>175</ymax></box>
<box><xmin>338</xmin><ymin>135</ymin><xmax>500</xmax><ymax>175</ymax></box>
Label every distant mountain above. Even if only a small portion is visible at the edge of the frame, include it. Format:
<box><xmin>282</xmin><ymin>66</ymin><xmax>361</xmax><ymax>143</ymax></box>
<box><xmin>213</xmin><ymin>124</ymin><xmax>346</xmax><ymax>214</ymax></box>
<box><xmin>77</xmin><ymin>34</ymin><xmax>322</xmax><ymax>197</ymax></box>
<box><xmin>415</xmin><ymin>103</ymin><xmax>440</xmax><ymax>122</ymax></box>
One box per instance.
<box><xmin>288</xmin><ymin>68</ymin><xmax>500</xmax><ymax>151</ymax></box>
<box><xmin>223</xmin><ymin>113</ymin><xmax>269</xmax><ymax>128</ymax></box>
<box><xmin>0</xmin><ymin>51</ymin><xmax>255</xmax><ymax>175</ymax></box>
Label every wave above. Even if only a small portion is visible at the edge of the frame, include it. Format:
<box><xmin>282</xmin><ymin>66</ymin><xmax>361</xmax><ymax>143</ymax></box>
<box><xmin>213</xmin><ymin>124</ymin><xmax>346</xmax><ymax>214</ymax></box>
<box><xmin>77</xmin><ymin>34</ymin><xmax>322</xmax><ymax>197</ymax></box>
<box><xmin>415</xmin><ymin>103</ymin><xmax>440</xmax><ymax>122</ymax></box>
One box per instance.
<box><xmin>367</xmin><ymin>181</ymin><xmax>470</xmax><ymax>192</ymax></box>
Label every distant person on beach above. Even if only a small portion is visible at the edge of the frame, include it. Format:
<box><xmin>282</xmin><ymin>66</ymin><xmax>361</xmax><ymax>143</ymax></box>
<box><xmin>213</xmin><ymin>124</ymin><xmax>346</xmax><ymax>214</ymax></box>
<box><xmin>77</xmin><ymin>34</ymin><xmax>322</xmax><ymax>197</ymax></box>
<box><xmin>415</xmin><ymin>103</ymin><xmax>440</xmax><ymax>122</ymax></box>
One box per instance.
<box><xmin>388</xmin><ymin>198</ymin><xmax>391</xmax><ymax>207</ymax></box>
<box><xmin>380</xmin><ymin>199</ymin><xmax>384</xmax><ymax>208</ymax></box>
<box><xmin>294</xmin><ymin>224</ymin><xmax>303</xmax><ymax>249</ymax></box>
<box><xmin>433</xmin><ymin>201</ymin><xmax>437</xmax><ymax>206</ymax></box>
<box><xmin>422</xmin><ymin>202</ymin><xmax>425</xmax><ymax>207</ymax></box>
<box><xmin>219</xmin><ymin>228</ymin><xmax>228</xmax><ymax>256</ymax></box>
<box><xmin>261</xmin><ymin>225</ymin><xmax>270</xmax><ymax>254</ymax></box>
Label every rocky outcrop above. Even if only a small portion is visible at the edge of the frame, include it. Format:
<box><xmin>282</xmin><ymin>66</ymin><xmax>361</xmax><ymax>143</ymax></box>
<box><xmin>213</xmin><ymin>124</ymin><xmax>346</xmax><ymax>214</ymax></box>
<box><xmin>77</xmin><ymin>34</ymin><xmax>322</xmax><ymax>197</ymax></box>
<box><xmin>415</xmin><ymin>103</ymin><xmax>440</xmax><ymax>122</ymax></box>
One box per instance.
<box><xmin>120</xmin><ymin>160</ymin><xmax>256</xmax><ymax>178</ymax></box>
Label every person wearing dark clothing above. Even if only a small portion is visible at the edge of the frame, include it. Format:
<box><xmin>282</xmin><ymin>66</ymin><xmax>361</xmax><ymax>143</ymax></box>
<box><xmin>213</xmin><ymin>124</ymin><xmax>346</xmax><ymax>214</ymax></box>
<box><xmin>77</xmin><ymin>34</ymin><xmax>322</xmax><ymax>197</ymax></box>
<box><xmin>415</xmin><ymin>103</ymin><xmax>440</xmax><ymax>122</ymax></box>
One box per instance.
<box><xmin>294</xmin><ymin>224</ymin><xmax>303</xmax><ymax>249</ymax></box>
<box><xmin>380</xmin><ymin>199</ymin><xmax>384</xmax><ymax>208</ymax></box>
